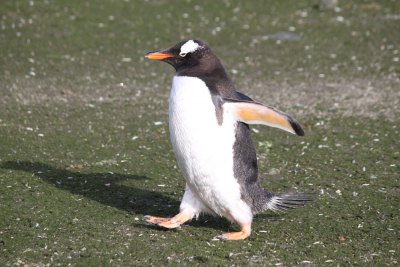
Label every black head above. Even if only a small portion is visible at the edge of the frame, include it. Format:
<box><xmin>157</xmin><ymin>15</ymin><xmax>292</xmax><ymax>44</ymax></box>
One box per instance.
<box><xmin>145</xmin><ymin>39</ymin><xmax>222</xmax><ymax>75</ymax></box>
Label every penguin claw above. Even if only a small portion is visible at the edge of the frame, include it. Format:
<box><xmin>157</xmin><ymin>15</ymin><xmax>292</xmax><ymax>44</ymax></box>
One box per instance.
<box><xmin>213</xmin><ymin>235</ymin><xmax>228</xmax><ymax>241</ymax></box>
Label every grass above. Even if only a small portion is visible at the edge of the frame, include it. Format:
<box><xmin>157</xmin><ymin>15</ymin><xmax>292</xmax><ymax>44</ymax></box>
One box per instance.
<box><xmin>1</xmin><ymin>0</ymin><xmax>399</xmax><ymax>266</ymax></box>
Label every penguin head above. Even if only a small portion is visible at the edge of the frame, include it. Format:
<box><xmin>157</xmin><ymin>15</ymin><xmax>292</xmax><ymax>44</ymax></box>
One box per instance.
<box><xmin>146</xmin><ymin>40</ymin><xmax>217</xmax><ymax>73</ymax></box>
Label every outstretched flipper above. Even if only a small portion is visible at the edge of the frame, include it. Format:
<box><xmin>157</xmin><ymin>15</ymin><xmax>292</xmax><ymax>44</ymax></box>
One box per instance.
<box><xmin>223</xmin><ymin>98</ymin><xmax>304</xmax><ymax>136</ymax></box>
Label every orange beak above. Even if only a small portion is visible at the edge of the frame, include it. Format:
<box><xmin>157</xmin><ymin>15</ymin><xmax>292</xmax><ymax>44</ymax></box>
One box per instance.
<box><xmin>145</xmin><ymin>52</ymin><xmax>173</xmax><ymax>60</ymax></box>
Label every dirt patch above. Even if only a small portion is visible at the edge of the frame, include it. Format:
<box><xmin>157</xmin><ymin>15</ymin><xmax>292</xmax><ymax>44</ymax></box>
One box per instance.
<box><xmin>3</xmin><ymin>74</ymin><xmax>399</xmax><ymax>120</ymax></box>
<box><xmin>246</xmin><ymin>76</ymin><xmax>400</xmax><ymax>120</ymax></box>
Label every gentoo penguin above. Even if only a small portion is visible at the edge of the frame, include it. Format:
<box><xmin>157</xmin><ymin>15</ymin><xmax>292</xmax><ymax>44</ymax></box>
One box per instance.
<box><xmin>144</xmin><ymin>40</ymin><xmax>314</xmax><ymax>240</ymax></box>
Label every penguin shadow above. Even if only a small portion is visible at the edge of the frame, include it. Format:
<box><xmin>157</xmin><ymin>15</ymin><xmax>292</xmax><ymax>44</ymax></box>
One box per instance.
<box><xmin>1</xmin><ymin>161</ymin><xmax>284</xmax><ymax>232</ymax></box>
<box><xmin>0</xmin><ymin>161</ymin><xmax>179</xmax><ymax>218</ymax></box>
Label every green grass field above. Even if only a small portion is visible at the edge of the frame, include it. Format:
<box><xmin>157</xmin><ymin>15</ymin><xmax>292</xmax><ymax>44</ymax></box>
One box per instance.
<box><xmin>1</xmin><ymin>1</ymin><xmax>399</xmax><ymax>266</ymax></box>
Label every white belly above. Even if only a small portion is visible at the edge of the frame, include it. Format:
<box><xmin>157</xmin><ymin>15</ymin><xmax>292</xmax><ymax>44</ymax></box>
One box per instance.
<box><xmin>169</xmin><ymin>76</ymin><xmax>241</xmax><ymax>216</ymax></box>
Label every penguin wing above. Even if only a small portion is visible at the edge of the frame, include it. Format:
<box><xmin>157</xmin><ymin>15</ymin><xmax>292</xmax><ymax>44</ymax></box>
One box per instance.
<box><xmin>235</xmin><ymin>91</ymin><xmax>254</xmax><ymax>102</ymax></box>
<box><xmin>223</xmin><ymin>98</ymin><xmax>305</xmax><ymax>136</ymax></box>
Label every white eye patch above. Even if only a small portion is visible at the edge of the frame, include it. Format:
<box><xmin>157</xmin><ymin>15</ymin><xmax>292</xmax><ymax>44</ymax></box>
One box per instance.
<box><xmin>179</xmin><ymin>40</ymin><xmax>200</xmax><ymax>57</ymax></box>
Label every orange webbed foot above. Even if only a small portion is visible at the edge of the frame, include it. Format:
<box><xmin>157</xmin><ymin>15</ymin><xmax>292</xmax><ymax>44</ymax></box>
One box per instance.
<box><xmin>144</xmin><ymin>212</ymin><xmax>193</xmax><ymax>229</ymax></box>
<box><xmin>215</xmin><ymin>224</ymin><xmax>251</xmax><ymax>241</ymax></box>
<box><xmin>144</xmin><ymin>215</ymin><xmax>170</xmax><ymax>225</ymax></box>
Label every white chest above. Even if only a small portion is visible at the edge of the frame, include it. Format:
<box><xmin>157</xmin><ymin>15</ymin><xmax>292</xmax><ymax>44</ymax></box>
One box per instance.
<box><xmin>169</xmin><ymin>76</ymin><xmax>240</xmax><ymax>212</ymax></box>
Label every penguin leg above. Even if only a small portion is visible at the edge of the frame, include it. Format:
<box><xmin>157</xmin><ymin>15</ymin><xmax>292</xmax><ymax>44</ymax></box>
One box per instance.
<box><xmin>217</xmin><ymin>223</ymin><xmax>252</xmax><ymax>241</ymax></box>
<box><xmin>215</xmin><ymin>201</ymin><xmax>253</xmax><ymax>240</ymax></box>
<box><xmin>144</xmin><ymin>184</ymin><xmax>205</xmax><ymax>229</ymax></box>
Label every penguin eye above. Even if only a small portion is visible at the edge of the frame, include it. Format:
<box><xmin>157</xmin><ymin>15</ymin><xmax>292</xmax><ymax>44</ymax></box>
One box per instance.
<box><xmin>179</xmin><ymin>52</ymin><xmax>187</xmax><ymax>57</ymax></box>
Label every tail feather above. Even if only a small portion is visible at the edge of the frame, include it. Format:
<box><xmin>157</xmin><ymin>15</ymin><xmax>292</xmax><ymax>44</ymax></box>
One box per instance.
<box><xmin>266</xmin><ymin>193</ymin><xmax>316</xmax><ymax>213</ymax></box>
